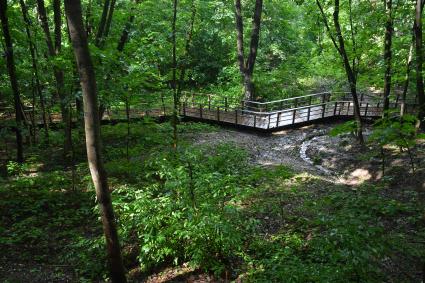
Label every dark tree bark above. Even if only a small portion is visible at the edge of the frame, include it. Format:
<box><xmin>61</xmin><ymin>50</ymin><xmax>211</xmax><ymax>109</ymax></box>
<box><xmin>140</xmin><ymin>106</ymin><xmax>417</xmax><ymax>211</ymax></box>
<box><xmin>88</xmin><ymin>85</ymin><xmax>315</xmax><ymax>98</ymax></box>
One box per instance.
<box><xmin>414</xmin><ymin>0</ymin><xmax>425</xmax><ymax>126</ymax></box>
<box><xmin>401</xmin><ymin>38</ymin><xmax>414</xmax><ymax>116</ymax></box>
<box><xmin>234</xmin><ymin>0</ymin><xmax>263</xmax><ymax>101</ymax></box>
<box><xmin>36</xmin><ymin>0</ymin><xmax>72</xmax><ymax>158</ymax></box>
<box><xmin>95</xmin><ymin>0</ymin><xmax>116</xmax><ymax>46</ymax></box>
<box><xmin>316</xmin><ymin>0</ymin><xmax>364</xmax><ymax>144</ymax></box>
<box><xmin>19</xmin><ymin>0</ymin><xmax>49</xmax><ymax>141</ymax></box>
<box><xmin>95</xmin><ymin>0</ymin><xmax>111</xmax><ymax>46</ymax></box>
<box><xmin>172</xmin><ymin>0</ymin><xmax>178</xmax><ymax>149</ymax></box>
<box><xmin>401</xmin><ymin>0</ymin><xmax>425</xmax><ymax>116</ymax></box>
<box><xmin>117</xmin><ymin>0</ymin><xmax>142</xmax><ymax>52</ymax></box>
<box><xmin>176</xmin><ymin>0</ymin><xmax>197</xmax><ymax>98</ymax></box>
<box><xmin>383</xmin><ymin>0</ymin><xmax>393</xmax><ymax>115</ymax></box>
<box><xmin>65</xmin><ymin>1</ymin><xmax>127</xmax><ymax>282</ymax></box>
<box><xmin>104</xmin><ymin>0</ymin><xmax>116</xmax><ymax>38</ymax></box>
<box><xmin>0</xmin><ymin>0</ymin><xmax>24</xmax><ymax>163</ymax></box>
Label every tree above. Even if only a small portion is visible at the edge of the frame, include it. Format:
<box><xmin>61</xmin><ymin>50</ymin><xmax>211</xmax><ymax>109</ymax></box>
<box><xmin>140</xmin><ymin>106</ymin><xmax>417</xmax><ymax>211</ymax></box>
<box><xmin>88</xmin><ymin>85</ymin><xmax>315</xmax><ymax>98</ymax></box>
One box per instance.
<box><xmin>36</xmin><ymin>0</ymin><xmax>72</xmax><ymax>159</ymax></box>
<box><xmin>65</xmin><ymin>0</ymin><xmax>127</xmax><ymax>281</ymax></box>
<box><xmin>316</xmin><ymin>0</ymin><xmax>364</xmax><ymax>143</ymax></box>
<box><xmin>172</xmin><ymin>0</ymin><xmax>178</xmax><ymax>148</ymax></box>
<box><xmin>235</xmin><ymin>0</ymin><xmax>263</xmax><ymax>101</ymax></box>
<box><xmin>382</xmin><ymin>0</ymin><xmax>393</xmax><ymax>115</ymax></box>
<box><xmin>19</xmin><ymin>0</ymin><xmax>49</xmax><ymax>141</ymax></box>
<box><xmin>414</xmin><ymin>0</ymin><xmax>424</xmax><ymax>127</ymax></box>
<box><xmin>0</xmin><ymin>0</ymin><xmax>24</xmax><ymax>163</ymax></box>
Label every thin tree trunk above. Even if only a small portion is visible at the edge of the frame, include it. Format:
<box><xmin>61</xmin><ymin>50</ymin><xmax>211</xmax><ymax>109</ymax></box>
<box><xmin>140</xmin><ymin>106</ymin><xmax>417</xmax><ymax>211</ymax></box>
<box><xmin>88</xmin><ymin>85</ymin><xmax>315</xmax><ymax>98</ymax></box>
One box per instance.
<box><xmin>383</xmin><ymin>0</ymin><xmax>393</xmax><ymax>116</ymax></box>
<box><xmin>401</xmin><ymin>0</ymin><xmax>425</xmax><ymax>115</ymax></box>
<box><xmin>36</xmin><ymin>0</ymin><xmax>72</xmax><ymax>157</ymax></box>
<box><xmin>234</xmin><ymin>0</ymin><xmax>263</xmax><ymax>101</ymax></box>
<box><xmin>176</xmin><ymin>0</ymin><xmax>197</xmax><ymax>98</ymax></box>
<box><xmin>96</xmin><ymin>0</ymin><xmax>117</xmax><ymax>120</ymax></box>
<box><xmin>86</xmin><ymin>0</ymin><xmax>92</xmax><ymax>36</ymax></box>
<box><xmin>235</xmin><ymin>0</ymin><xmax>245</xmax><ymax>83</ymax></box>
<box><xmin>95</xmin><ymin>0</ymin><xmax>111</xmax><ymax>46</ymax></box>
<box><xmin>317</xmin><ymin>0</ymin><xmax>364</xmax><ymax>144</ymax></box>
<box><xmin>19</xmin><ymin>0</ymin><xmax>49</xmax><ymax>141</ymax></box>
<box><xmin>117</xmin><ymin>14</ymin><xmax>135</xmax><ymax>52</ymax></box>
<box><xmin>414</xmin><ymin>0</ymin><xmax>424</xmax><ymax>127</ymax></box>
<box><xmin>401</xmin><ymin>40</ymin><xmax>414</xmax><ymax>116</ymax></box>
<box><xmin>172</xmin><ymin>0</ymin><xmax>178</xmax><ymax>149</ymax></box>
<box><xmin>0</xmin><ymin>0</ymin><xmax>24</xmax><ymax>163</ymax></box>
<box><xmin>65</xmin><ymin>1</ymin><xmax>127</xmax><ymax>281</ymax></box>
<box><xmin>104</xmin><ymin>0</ymin><xmax>116</xmax><ymax>38</ymax></box>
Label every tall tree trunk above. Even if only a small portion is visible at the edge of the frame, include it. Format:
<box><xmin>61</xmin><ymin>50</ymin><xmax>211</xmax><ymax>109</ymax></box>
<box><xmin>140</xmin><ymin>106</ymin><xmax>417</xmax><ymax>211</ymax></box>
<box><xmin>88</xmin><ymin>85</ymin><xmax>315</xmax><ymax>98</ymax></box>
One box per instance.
<box><xmin>401</xmin><ymin>39</ymin><xmax>414</xmax><ymax>116</ymax></box>
<box><xmin>383</xmin><ymin>0</ymin><xmax>393</xmax><ymax>116</ymax></box>
<box><xmin>317</xmin><ymin>0</ymin><xmax>364</xmax><ymax>143</ymax></box>
<box><xmin>36</xmin><ymin>0</ymin><xmax>72</xmax><ymax>158</ymax></box>
<box><xmin>401</xmin><ymin>0</ymin><xmax>425</xmax><ymax>116</ymax></box>
<box><xmin>176</xmin><ymin>0</ymin><xmax>197</xmax><ymax>97</ymax></box>
<box><xmin>172</xmin><ymin>0</ymin><xmax>178</xmax><ymax>149</ymax></box>
<box><xmin>104</xmin><ymin>0</ymin><xmax>116</xmax><ymax>38</ymax></box>
<box><xmin>415</xmin><ymin>0</ymin><xmax>424</xmax><ymax>127</ymax></box>
<box><xmin>96</xmin><ymin>0</ymin><xmax>117</xmax><ymax>120</ymax></box>
<box><xmin>116</xmin><ymin>0</ymin><xmax>144</xmax><ymax>51</ymax></box>
<box><xmin>19</xmin><ymin>0</ymin><xmax>49</xmax><ymax>141</ymax></box>
<box><xmin>0</xmin><ymin>0</ymin><xmax>24</xmax><ymax>163</ymax></box>
<box><xmin>234</xmin><ymin>0</ymin><xmax>263</xmax><ymax>101</ymax></box>
<box><xmin>65</xmin><ymin>1</ymin><xmax>127</xmax><ymax>282</ymax></box>
<box><xmin>95</xmin><ymin>0</ymin><xmax>111</xmax><ymax>46</ymax></box>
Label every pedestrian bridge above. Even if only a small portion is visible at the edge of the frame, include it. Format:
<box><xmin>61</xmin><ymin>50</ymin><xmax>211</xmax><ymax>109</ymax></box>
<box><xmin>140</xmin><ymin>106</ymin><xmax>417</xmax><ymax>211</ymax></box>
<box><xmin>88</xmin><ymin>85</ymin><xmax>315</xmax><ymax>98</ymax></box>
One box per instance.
<box><xmin>179</xmin><ymin>91</ymin><xmax>412</xmax><ymax>132</ymax></box>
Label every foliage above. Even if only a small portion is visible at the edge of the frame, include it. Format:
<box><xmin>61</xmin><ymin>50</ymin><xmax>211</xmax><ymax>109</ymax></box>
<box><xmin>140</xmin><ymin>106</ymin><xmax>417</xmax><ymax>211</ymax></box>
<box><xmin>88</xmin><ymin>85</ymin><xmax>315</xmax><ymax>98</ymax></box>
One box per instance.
<box><xmin>244</xmin><ymin>180</ymin><xmax>425</xmax><ymax>282</ymax></box>
<box><xmin>112</xmin><ymin>144</ymin><xmax>253</xmax><ymax>274</ymax></box>
<box><xmin>329</xmin><ymin>120</ymin><xmax>358</xmax><ymax>137</ymax></box>
<box><xmin>369</xmin><ymin>112</ymin><xmax>424</xmax><ymax>149</ymax></box>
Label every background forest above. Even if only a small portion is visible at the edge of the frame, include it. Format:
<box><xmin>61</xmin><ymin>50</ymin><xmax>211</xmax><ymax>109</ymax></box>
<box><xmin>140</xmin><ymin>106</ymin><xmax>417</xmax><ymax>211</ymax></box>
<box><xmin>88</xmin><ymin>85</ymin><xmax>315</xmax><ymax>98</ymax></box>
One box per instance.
<box><xmin>1</xmin><ymin>0</ymin><xmax>425</xmax><ymax>282</ymax></box>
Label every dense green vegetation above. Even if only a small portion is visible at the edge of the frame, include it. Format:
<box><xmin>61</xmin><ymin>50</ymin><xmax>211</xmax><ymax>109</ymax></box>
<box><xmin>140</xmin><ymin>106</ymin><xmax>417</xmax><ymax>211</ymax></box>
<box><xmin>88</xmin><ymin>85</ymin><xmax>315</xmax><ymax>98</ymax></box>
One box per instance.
<box><xmin>1</xmin><ymin>0</ymin><xmax>425</xmax><ymax>281</ymax></box>
<box><xmin>1</xmin><ymin>121</ymin><xmax>424</xmax><ymax>281</ymax></box>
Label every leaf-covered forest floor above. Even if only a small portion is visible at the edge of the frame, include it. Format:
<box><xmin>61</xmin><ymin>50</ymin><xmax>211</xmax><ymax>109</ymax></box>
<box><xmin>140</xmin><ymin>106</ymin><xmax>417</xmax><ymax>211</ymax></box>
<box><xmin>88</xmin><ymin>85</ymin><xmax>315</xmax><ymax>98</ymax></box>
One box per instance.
<box><xmin>0</xmin><ymin>119</ymin><xmax>424</xmax><ymax>282</ymax></box>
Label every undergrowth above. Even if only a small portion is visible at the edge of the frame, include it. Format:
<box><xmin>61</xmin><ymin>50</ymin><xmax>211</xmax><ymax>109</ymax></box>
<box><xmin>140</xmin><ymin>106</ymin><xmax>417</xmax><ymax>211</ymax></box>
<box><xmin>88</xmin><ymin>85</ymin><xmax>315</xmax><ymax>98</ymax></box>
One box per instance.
<box><xmin>0</xmin><ymin>120</ymin><xmax>424</xmax><ymax>282</ymax></box>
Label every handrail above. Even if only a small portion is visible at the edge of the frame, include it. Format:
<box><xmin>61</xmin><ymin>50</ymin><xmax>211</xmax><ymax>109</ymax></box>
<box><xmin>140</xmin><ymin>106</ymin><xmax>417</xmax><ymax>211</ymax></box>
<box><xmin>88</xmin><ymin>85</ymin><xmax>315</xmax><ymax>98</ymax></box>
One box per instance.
<box><xmin>241</xmin><ymin>92</ymin><xmax>332</xmax><ymax>106</ymax></box>
<box><xmin>240</xmin><ymin>100</ymin><xmax>356</xmax><ymax>116</ymax></box>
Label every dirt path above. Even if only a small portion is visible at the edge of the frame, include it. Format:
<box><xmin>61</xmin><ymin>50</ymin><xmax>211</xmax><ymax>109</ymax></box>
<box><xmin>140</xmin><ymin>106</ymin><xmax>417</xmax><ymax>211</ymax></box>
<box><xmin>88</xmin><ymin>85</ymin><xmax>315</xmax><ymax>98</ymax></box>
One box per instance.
<box><xmin>191</xmin><ymin>122</ymin><xmax>424</xmax><ymax>185</ymax></box>
<box><xmin>192</xmin><ymin>123</ymin><xmax>337</xmax><ymax>175</ymax></box>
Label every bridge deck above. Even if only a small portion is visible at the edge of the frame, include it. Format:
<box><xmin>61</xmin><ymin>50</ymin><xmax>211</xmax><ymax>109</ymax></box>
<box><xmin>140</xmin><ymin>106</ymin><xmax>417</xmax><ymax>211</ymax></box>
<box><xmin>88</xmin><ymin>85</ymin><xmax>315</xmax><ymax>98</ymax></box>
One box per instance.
<box><xmin>180</xmin><ymin>91</ymin><xmax>413</xmax><ymax>132</ymax></box>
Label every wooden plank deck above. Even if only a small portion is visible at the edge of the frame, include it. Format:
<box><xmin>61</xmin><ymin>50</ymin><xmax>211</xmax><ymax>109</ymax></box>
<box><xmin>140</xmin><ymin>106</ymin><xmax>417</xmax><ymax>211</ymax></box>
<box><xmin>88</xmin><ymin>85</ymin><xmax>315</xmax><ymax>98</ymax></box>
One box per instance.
<box><xmin>180</xmin><ymin>91</ymin><xmax>413</xmax><ymax>132</ymax></box>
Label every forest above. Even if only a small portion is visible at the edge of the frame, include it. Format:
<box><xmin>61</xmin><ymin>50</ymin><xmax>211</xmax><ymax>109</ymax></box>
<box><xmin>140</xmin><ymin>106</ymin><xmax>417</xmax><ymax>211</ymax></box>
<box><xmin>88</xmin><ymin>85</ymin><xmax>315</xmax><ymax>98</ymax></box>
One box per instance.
<box><xmin>0</xmin><ymin>0</ymin><xmax>425</xmax><ymax>282</ymax></box>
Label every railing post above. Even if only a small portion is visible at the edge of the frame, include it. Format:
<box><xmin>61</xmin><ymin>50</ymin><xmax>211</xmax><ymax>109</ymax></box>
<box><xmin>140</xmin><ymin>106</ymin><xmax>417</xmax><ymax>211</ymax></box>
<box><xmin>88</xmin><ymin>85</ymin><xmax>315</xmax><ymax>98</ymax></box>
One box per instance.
<box><xmin>347</xmin><ymin>102</ymin><xmax>350</xmax><ymax>115</ymax></box>
<box><xmin>267</xmin><ymin>114</ymin><xmax>271</xmax><ymax>129</ymax></box>
<box><xmin>192</xmin><ymin>93</ymin><xmax>195</xmax><ymax>107</ymax></box>
<box><xmin>200</xmin><ymin>104</ymin><xmax>203</xmax><ymax>118</ymax></box>
<box><xmin>307</xmin><ymin>106</ymin><xmax>311</xmax><ymax>121</ymax></box>
<box><xmin>294</xmin><ymin>98</ymin><xmax>298</xmax><ymax>108</ymax></box>
<box><xmin>339</xmin><ymin>102</ymin><xmax>343</xmax><ymax>115</ymax></box>
<box><xmin>333</xmin><ymin>102</ymin><xmax>337</xmax><ymax>116</ymax></box>
<box><xmin>225</xmin><ymin>97</ymin><xmax>228</xmax><ymax>112</ymax></box>
<box><xmin>253</xmin><ymin>114</ymin><xmax>257</xmax><ymax>128</ymax></box>
<box><xmin>292</xmin><ymin>109</ymin><xmax>296</xmax><ymax>124</ymax></box>
<box><xmin>208</xmin><ymin>95</ymin><xmax>211</xmax><ymax>110</ymax></box>
<box><xmin>364</xmin><ymin>103</ymin><xmax>369</xmax><ymax>117</ymax></box>
<box><xmin>217</xmin><ymin>106</ymin><xmax>220</xmax><ymax>121</ymax></box>
<box><xmin>276</xmin><ymin>112</ymin><xmax>281</xmax><ymax>127</ymax></box>
<box><xmin>322</xmin><ymin>103</ymin><xmax>326</xmax><ymax>118</ymax></box>
<box><xmin>235</xmin><ymin>109</ymin><xmax>238</xmax><ymax>124</ymax></box>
